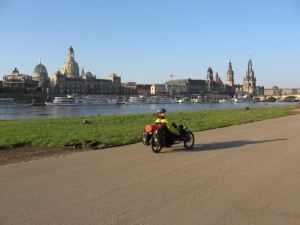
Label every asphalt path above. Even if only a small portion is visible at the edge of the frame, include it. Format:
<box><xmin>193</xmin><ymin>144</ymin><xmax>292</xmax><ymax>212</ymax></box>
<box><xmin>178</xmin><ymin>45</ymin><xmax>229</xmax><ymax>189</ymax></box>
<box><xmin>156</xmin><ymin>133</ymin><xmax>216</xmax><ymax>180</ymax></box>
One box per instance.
<box><xmin>1</xmin><ymin>113</ymin><xmax>300</xmax><ymax>225</ymax></box>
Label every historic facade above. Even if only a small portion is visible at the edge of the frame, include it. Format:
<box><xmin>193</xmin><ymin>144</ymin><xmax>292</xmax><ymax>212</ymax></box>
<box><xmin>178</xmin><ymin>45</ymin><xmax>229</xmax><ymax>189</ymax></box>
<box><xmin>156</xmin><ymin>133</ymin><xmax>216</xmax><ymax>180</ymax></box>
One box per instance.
<box><xmin>2</xmin><ymin>68</ymin><xmax>37</xmax><ymax>88</ymax></box>
<box><xmin>149</xmin><ymin>58</ymin><xmax>265</xmax><ymax>99</ymax></box>
<box><xmin>49</xmin><ymin>46</ymin><xmax>122</xmax><ymax>94</ymax></box>
<box><xmin>235</xmin><ymin>57</ymin><xmax>264</xmax><ymax>97</ymax></box>
<box><xmin>32</xmin><ymin>60</ymin><xmax>51</xmax><ymax>93</ymax></box>
<box><xmin>1</xmin><ymin>50</ymin><xmax>267</xmax><ymax>98</ymax></box>
<box><xmin>159</xmin><ymin>67</ymin><xmax>226</xmax><ymax>96</ymax></box>
<box><xmin>63</xmin><ymin>46</ymin><xmax>80</xmax><ymax>78</ymax></box>
<box><xmin>243</xmin><ymin>57</ymin><xmax>257</xmax><ymax>96</ymax></box>
<box><xmin>1</xmin><ymin>47</ymin><xmax>122</xmax><ymax>95</ymax></box>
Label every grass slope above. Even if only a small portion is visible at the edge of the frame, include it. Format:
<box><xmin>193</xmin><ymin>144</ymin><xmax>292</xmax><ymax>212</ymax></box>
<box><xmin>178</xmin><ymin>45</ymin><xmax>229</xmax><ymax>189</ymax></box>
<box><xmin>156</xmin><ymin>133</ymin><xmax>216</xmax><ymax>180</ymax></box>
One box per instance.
<box><xmin>0</xmin><ymin>106</ymin><xmax>298</xmax><ymax>149</ymax></box>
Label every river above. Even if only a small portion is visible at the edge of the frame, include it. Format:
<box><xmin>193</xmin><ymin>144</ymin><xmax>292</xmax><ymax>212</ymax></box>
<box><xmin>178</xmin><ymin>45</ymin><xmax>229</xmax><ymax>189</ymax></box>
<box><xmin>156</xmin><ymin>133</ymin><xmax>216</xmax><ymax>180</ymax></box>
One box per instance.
<box><xmin>0</xmin><ymin>102</ymin><xmax>296</xmax><ymax>120</ymax></box>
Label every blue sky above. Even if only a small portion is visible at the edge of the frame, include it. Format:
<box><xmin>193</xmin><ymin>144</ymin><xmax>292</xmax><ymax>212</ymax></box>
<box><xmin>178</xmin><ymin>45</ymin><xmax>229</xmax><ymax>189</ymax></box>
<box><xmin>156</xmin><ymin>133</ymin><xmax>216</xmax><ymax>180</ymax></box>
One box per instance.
<box><xmin>0</xmin><ymin>0</ymin><xmax>299</xmax><ymax>88</ymax></box>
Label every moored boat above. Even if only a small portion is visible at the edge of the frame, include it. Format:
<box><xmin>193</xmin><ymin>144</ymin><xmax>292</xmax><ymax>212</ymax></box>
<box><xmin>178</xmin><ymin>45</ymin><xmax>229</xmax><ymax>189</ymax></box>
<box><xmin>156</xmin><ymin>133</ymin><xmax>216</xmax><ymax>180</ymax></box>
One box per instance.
<box><xmin>81</xmin><ymin>96</ymin><xmax>117</xmax><ymax>104</ymax></box>
<box><xmin>147</xmin><ymin>96</ymin><xmax>177</xmax><ymax>104</ymax></box>
<box><xmin>45</xmin><ymin>95</ymin><xmax>117</xmax><ymax>106</ymax></box>
<box><xmin>233</xmin><ymin>95</ymin><xmax>255</xmax><ymax>103</ymax></box>
<box><xmin>124</xmin><ymin>96</ymin><xmax>147</xmax><ymax>104</ymax></box>
<box><xmin>0</xmin><ymin>98</ymin><xmax>33</xmax><ymax>108</ymax></box>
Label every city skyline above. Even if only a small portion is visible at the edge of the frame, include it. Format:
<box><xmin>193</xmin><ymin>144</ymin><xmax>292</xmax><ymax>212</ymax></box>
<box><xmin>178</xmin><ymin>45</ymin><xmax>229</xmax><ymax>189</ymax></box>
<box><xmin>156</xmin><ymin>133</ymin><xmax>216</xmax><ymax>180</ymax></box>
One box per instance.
<box><xmin>1</xmin><ymin>0</ymin><xmax>299</xmax><ymax>88</ymax></box>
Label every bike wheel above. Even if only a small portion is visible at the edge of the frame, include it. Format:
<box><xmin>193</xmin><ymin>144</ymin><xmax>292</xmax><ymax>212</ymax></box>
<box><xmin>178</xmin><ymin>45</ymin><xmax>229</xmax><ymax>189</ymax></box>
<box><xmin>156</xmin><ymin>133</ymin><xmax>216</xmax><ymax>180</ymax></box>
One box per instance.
<box><xmin>151</xmin><ymin>139</ymin><xmax>162</xmax><ymax>153</ymax></box>
<box><xmin>184</xmin><ymin>131</ymin><xmax>194</xmax><ymax>150</ymax></box>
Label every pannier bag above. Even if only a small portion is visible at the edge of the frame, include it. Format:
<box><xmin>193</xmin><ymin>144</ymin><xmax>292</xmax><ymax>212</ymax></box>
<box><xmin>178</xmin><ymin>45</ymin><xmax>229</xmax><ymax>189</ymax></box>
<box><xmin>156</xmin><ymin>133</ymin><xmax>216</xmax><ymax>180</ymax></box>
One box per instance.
<box><xmin>142</xmin><ymin>131</ymin><xmax>151</xmax><ymax>145</ymax></box>
<box><xmin>143</xmin><ymin>124</ymin><xmax>164</xmax><ymax>146</ymax></box>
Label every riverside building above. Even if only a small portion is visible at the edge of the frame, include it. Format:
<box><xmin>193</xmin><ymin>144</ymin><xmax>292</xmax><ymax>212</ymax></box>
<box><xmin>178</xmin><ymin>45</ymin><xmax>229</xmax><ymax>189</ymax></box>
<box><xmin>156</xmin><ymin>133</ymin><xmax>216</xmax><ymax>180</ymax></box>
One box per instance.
<box><xmin>1</xmin><ymin>50</ymin><xmax>264</xmax><ymax>97</ymax></box>
<box><xmin>1</xmin><ymin>46</ymin><xmax>122</xmax><ymax>95</ymax></box>
<box><xmin>149</xmin><ymin>58</ymin><xmax>264</xmax><ymax>98</ymax></box>
<box><xmin>49</xmin><ymin>46</ymin><xmax>121</xmax><ymax>94</ymax></box>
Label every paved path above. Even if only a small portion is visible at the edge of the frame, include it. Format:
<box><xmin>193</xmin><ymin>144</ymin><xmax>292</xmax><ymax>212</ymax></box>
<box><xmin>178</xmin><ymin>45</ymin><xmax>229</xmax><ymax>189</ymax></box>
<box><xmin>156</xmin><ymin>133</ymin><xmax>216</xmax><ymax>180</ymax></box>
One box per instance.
<box><xmin>1</xmin><ymin>114</ymin><xmax>300</xmax><ymax>225</ymax></box>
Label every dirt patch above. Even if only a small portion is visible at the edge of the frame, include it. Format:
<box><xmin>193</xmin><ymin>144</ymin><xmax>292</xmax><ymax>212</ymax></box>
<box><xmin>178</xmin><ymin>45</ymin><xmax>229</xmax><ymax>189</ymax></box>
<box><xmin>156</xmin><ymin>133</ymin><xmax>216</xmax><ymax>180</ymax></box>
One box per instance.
<box><xmin>0</xmin><ymin>146</ymin><xmax>87</xmax><ymax>166</ymax></box>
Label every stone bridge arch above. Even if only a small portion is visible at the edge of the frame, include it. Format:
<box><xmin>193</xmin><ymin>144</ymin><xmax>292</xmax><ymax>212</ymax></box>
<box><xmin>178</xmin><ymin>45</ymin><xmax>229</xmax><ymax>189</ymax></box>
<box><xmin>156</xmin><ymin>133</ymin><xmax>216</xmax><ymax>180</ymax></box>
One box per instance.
<box><xmin>256</xmin><ymin>95</ymin><xmax>300</xmax><ymax>102</ymax></box>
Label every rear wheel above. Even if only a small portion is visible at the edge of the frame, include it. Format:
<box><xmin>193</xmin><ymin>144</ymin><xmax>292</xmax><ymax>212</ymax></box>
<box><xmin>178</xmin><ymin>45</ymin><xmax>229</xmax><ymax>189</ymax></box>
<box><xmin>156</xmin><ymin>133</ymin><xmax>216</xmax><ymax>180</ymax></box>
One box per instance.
<box><xmin>150</xmin><ymin>131</ymin><xmax>163</xmax><ymax>153</ymax></box>
<box><xmin>184</xmin><ymin>131</ymin><xmax>194</xmax><ymax>150</ymax></box>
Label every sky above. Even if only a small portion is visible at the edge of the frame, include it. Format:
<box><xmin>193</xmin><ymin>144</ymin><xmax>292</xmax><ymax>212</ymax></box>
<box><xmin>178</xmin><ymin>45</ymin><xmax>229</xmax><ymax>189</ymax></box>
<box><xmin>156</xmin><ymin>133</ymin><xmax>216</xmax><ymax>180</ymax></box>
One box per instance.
<box><xmin>0</xmin><ymin>0</ymin><xmax>299</xmax><ymax>88</ymax></box>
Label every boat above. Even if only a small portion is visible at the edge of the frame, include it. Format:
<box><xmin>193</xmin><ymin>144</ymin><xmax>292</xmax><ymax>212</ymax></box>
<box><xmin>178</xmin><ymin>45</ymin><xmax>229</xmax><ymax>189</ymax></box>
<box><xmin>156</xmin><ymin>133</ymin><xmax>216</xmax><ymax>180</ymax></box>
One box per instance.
<box><xmin>146</xmin><ymin>96</ymin><xmax>177</xmax><ymax>104</ymax></box>
<box><xmin>191</xmin><ymin>98</ymin><xmax>202</xmax><ymax>103</ymax></box>
<box><xmin>233</xmin><ymin>94</ymin><xmax>255</xmax><ymax>103</ymax></box>
<box><xmin>45</xmin><ymin>95</ymin><xmax>81</xmax><ymax>106</ymax></box>
<box><xmin>0</xmin><ymin>98</ymin><xmax>33</xmax><ymax>108</ymax></box>
<box><xmin>219</xmin><ymin>98</ymin><xmax>233</xmax><ymax>103</ymax></box>
<box><xmin>45</xmin><ymin>95</ymin><xmax>117</xmax><ymax>106</ymax></box>
<box><xmin>81</xmin><ymin>96</ymin><xmax>117</xmax><ymax>104</ymax></box>
<box><xmin>177</xmin><ymin>97</ymin><xmax>191</xmax><ymax>103</ymax></box>
<box><xmin>124</xmin><ymin>96</ymin><xmax>147</xmax><ymax>104</ymax></box>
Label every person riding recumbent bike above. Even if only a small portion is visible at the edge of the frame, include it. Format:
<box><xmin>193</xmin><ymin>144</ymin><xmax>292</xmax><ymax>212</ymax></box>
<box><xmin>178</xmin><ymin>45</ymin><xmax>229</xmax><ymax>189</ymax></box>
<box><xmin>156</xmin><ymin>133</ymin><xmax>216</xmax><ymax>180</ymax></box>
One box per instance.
<box><xmin>142</xmin><ymin>108</ymin><xmax>194</xmax><ymax>153</ymax></box>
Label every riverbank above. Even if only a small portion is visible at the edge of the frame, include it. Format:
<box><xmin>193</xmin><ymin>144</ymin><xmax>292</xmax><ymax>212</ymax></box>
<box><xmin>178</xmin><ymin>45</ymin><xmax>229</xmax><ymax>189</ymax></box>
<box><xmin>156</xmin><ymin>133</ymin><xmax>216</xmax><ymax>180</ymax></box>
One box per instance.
<box><xmin>1</xmin><ymin>106</ymin><xmax>299</xmax><ymax>166</ymax></box>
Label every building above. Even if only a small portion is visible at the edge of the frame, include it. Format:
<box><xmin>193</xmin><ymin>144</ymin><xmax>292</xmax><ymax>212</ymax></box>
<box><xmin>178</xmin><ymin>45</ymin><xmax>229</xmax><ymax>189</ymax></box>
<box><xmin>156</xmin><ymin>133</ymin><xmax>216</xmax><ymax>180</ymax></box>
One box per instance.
<box><xmin>63</xmin><ymin>46</ymin><xmax>80</xmax><ymax>78</ymax></box>
<box><xmin>2</xmin><ymin>68</ymin><xmax>37</xmax><ymax>89</ymax></box>
<box><xmin>120</xmin><ymin>82</ymin><xmax>138</xmax><ymax>95</ymax></box>
<box><xmin>153</xmin><ymin>67</ymin><xmax>226</xmax><ymax>96</ymax></box>
<box><xmin>49</xmin><ymin>46</ymin><xmax>121</xmax><ymax>94</ymax></box>
<box><xmin>235</xmin><ymin>57</ymin><xmax>264</xmax><ymax>97</ymax></box>
<box><xmin>32</xmin><ymin>59</ymin><xmax>51</xmax><ymax>93</ymax></box>
<box><xmin>243</xmin><ymin>57</ymin><xmax>257</xmax><ymax>96</ymax></box>
<box><xmin>225</xmin><ymin>60</ymin><xmax>235</xmax><ymax>96</ymax></box>
<box><xmin>136</xmin><ymin>84</ymin><xmax>151</xmax><ymax>95</ymax></box>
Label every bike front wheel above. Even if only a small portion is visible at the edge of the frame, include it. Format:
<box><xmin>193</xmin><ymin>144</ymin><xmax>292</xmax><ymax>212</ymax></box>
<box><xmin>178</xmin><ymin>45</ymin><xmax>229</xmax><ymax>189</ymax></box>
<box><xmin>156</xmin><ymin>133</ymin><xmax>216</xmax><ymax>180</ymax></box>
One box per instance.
<box><xmin>151</xmin><ymin>140</ymin><xmax>163</xmax><ymax>153</ymax></box>
<box><xmin>184</xmin><ymin>131</ymin><xmax>194</xmax><ymax>150</ymax></box>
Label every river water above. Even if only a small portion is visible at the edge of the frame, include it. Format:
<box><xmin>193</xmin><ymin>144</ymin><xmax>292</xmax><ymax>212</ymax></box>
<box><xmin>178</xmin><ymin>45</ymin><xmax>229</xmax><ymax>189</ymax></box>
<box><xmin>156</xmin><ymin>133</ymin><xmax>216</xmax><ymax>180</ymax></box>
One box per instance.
<box><xmin>0</xmin><ymin>102</ymin><xmax>295</xmax><ymax>120</ymax></box>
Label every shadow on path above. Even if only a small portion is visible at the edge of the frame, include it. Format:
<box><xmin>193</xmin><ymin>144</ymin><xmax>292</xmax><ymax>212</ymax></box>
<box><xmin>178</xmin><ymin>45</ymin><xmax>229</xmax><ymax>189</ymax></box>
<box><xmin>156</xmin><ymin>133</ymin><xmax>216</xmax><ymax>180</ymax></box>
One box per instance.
<box><xmin>167</xmin><ymin>138</ymin><xmax>286</xmax><ymax>153</ymax></box>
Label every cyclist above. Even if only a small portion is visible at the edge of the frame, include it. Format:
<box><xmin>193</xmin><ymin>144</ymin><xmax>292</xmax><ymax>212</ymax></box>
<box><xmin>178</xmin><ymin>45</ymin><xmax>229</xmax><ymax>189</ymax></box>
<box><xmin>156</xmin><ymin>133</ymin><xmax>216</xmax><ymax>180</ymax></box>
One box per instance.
<box><xmin>155</xmin><ymin>108</ymin><xmax>180</xmax><ymax>146</ymax></box>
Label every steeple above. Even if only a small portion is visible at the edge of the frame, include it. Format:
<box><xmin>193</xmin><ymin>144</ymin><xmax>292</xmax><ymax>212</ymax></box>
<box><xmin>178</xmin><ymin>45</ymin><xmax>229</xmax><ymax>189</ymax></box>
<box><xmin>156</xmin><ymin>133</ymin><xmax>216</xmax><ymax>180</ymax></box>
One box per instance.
<box><xmin>206</xmin><ymin>67</ymin><xmax>213</xmax><ymax>81</ymax></box>
<box><xmin>244</xmin><ymin>56</ymin><xmax>257</xmax><ymax>96</ymax></box>
<box><xmin>226</xmin><ymin>58</ymin><xmax>234</xmax><ymax>87</ymax></box>
<box><xmin>246</xmin><ymin>55</ymin><xmax>254</xmax><ymax>79</ymax></box>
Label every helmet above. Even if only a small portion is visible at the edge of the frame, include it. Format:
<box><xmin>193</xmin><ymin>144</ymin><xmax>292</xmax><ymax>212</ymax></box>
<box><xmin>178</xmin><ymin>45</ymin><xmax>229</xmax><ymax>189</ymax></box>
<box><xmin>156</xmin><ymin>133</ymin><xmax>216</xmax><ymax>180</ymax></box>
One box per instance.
<box><xmin>157</xmin><ymin>108</ymin><xmax>166</xmax><ymax>113</ymax></box>
<box><xmin>156</xmin><ymin>108</ymin><xmax>166</xmax><ymax>119</ymax></box>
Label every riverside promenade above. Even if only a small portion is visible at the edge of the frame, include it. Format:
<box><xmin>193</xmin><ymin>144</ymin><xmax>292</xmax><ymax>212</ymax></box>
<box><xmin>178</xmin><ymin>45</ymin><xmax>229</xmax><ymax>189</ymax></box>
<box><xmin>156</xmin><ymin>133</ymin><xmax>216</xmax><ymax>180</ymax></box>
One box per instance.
<box><xmin>1</xmin><ymin>113</ymin><xmax>300</xmax><ymax>225</ymax></box>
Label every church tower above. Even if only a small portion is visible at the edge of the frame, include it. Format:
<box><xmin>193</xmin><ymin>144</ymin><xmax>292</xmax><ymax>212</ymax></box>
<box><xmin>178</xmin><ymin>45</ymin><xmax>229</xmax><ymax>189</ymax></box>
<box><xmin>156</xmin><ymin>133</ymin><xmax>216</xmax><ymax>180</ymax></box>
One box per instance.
<box><xmin>243</xmin><ymin>56</ymin><xmax>257</xmax><ymax>96</ymax></box>
<box><xmin>226</xmin><ymin>59</ymin><xmax>234</xmax><ymax>87</ymax></box>
<box><xmin>63</xmin><ymin>46</ymin><xmax>80</xmax><ymax>78</ymax></box>
<box><xmin>206</xmin><ymin>67</ymin><xmax>214</xmax><ymax>91</ymax></box>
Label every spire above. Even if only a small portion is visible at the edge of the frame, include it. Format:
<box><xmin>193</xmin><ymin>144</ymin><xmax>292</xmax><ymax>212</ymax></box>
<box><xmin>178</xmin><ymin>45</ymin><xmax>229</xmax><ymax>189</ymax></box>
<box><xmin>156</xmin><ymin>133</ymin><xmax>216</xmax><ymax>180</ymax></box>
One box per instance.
<box><xmin>226</xmin><ymin>59</ymin><xmax>234</xmax><ymax>87</ymax></box>
<box><xmin>248</xmin><ymin>56</ymin><xmax>253</xmax><ymax>72</ymax></box>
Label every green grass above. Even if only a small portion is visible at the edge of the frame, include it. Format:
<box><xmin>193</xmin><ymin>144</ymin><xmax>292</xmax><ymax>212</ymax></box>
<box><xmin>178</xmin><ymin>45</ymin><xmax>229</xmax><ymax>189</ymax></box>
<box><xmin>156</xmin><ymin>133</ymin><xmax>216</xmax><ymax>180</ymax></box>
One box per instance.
<box><xmin>0</xmin><ymin>105</ymin><xmax>298</xmax><ymax>149</ymax></box>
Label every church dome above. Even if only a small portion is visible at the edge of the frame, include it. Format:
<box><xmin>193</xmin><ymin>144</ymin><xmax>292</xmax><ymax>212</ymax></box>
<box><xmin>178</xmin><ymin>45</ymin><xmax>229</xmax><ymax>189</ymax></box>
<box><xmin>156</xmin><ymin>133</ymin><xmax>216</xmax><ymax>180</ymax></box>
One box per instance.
<box><xmin>33</xmin><ymin>63</ymin><xmax>48</xmax><ymax>77</ymax></box>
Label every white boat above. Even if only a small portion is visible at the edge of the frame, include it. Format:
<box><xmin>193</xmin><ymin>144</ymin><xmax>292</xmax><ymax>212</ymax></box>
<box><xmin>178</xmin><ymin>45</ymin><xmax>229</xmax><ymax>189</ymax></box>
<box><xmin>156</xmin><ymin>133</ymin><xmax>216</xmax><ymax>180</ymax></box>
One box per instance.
<box><xmin>124</xmin><ymin>96</ymin><xmax>147</xmax><ymax>104</ymax></box>
<box><xmin>176</xmin><ymin>97</ymin><xmax>191</xmax><ymax>103</ymax></box>
<box><xmin>0</xmin><ymin>98</ymin><xmax>33</xmax><ymax>108</ymax></box>
<box><xmin>233</xmin><ymin>95</ymin><xmax>255</xmax><ymax>103</ymax></box>
<box><xmin>219</xmin><ymin>99</ymin><xmax>233</xmax><ymax>103</ymax></box>
<box><xmin>45</xmin><ymin>95</ymin><xmax>80</xmax><ymax>106</ymax></box>
<box><xmin>191</xmin><ymin>98</ymin><xmax>202</xmax><ymax>103</ymax></box>
<box><xmin>81</xmin><ymin>96</ymin><xmax>117</xmax><ymax>104</ymax></box>
<box><xmin>45</xmin><ymin>95</ymin><xmax>117</xmax><ymax>106</ymax></box>
<box><xmin>147</xmin><ymin>96</ymin><xmax>177</xmax><ymax>104</ymax></box>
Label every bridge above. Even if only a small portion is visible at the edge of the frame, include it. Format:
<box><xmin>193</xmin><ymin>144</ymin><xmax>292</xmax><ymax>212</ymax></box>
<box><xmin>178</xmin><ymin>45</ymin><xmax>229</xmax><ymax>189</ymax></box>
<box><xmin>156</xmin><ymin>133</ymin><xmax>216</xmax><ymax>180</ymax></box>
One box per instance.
<box><xmin>254</xmin><ymin>94</ymin><xmax>300</xmax><ymax>102</ymax></box>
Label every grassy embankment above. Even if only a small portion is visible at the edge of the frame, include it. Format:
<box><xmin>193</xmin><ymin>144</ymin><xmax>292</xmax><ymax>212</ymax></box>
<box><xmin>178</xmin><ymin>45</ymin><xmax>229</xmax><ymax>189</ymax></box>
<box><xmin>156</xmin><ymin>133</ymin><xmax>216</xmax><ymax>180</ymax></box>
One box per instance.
<box><xmin>0</xmin><ymin>105</ymin><xmax>299</xmax><ymax>149</ymax></box>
